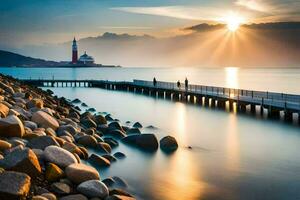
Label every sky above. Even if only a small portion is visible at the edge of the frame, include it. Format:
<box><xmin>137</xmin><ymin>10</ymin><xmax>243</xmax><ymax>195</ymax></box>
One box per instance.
<box><xmin>0</xmin><ymin>0</ymin><xmax>299</xmax><ymax>48</ymax></box>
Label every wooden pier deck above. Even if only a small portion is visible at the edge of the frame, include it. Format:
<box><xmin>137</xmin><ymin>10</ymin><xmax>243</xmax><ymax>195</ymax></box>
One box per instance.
<box><xmin>20</xmin><ymin>78</ymin><xmax>300</xmax><ymax>123</ymax></box>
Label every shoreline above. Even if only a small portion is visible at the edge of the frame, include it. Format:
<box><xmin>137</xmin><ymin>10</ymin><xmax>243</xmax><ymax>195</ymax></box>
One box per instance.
<box><xmin>0</xmin><ymin>74</ymin><xmax>178</xmax><ymax>199</ymax></box>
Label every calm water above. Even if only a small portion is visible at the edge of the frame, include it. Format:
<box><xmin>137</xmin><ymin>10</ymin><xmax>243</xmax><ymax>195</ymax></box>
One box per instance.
<box><xmin>1</xmin><ymin>67</ymin><xmax>300</xmax><ymax>200</ymax></box>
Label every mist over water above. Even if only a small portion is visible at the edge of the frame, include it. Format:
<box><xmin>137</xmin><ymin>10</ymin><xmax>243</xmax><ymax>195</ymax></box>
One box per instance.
<box><xmin>1</xmin><ymin>67</ymin><xmax>300</xmax><ymax>200</ymax></box>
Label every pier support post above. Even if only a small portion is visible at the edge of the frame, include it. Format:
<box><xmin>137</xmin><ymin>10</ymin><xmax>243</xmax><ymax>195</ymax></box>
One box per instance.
<box><xmin>196</xmin><ymin>96</ymin><xmax>203</xmax><ymax>105</ymax></box>
<box><xmin>217</xmin><ymin>100</ymin><xmax>226</xmax><ymax>109</ymax></box>
<box><xmin>284</xmin><ymin>111</ymin><xmax>293</xmax><ymax>122</ymax></box>
<box><xmin>211</xmin><ymin>99</ymin><xmax>216</xmax><ymax>108</ymax></box>
<box><xmin>229</xmin><ymin>100</ymin><xmax>234</xmax><ymax>111</ymax></box>
<box><xmin>268</xmin><ymin>107</ymin><xmax>280</xmax><ymax>119</ymax></box>
<box><xmin>204</xmin><ymin>97</ymin><xmax>209</xmax><ymax>106</ymax></box>
<box><xmin>250</xmin><ymin>104</ymin><xmax>256</xmax><ymax>114</ymax></box>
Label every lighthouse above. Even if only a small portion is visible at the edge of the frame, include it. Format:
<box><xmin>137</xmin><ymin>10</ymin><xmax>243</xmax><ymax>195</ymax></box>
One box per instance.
<box><xmin>72</xmin><ymin>37</ymin><xmax>78</xmax><ymax>64</ymax></box>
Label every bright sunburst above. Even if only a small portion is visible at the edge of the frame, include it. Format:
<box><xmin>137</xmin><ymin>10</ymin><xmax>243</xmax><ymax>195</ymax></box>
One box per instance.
<box><xmin>224</xmin><ymin>12</ymin><xmax>245</xmax><ymax>32</ymax></box>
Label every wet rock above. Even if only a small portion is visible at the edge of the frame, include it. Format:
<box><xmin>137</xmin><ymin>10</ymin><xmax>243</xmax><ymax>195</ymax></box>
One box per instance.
<box><xmin>102</xmin><ymin>154</ymin><xmax>117</xmax><ymax>162</ymax></box>
<box><xmin>0</xmin><ymin>82</ymin><xmax>14</xmax><ymax>94</ymax></box>
<box><xmin>88</xmin><ymin>154</ymin><xmax>110</xmax><ymax>168</ymax></box>
<box><xmin>122</xmin><ymin>134</ymin><xmax>158</xmax><ymax>151</ymax></box>
<box><xmin>28</xmin><ymin>136</ymin><xmax>60</xmax><ymax>150</ymax></box>
<box><xmin>45</xmin><ymin>163</ymin><xmax>64</xmax><ymax>182</ymax></box>
<box><xmin>126</xmin><ymin>128</ymin><xmax>141</xmax><ymax>135</ymax></box>
<box><xmin>109</xmin><ymin>189</ymin><xmax>133</xmax><ymax>197</ymax></box>
<box><xmin>106</xmin><ymin>129</ymin><xmax>126</xmax><ymax>139</ymax></box>
<box><xmin>77</xmin><ymin>135</ymin><xmax>98</xmax><ymax>148</ymax></box>
<box><xmin>108</xmin><ymin>121</ymin><xmax>124</xmax><ymax>132</ymax></box>
<box><xmin>40</xmin><ymin>193</ymin><xmax>57</xmax><ymax>200</ymax></box>
<box><xmin>81</xmin><ymin>103</ymin><xmax>88</xmax><ymax>107</ymax></box>
<box><xmin>0</xmin><ymin>115</ymin><xmax>25</xmax><ymax>137</ymax></box>
<box><xmin>0</xmin><ymin>148</ymin><xmax>41</xmax><ymax>178</ymax></box>
<box><xmin>102</xmin><ymin>178</ymin><xmax>115</xmax><ymax>188</ymax></box>
<box><xmin>106</xmin><ymin>195</ymin><xmax>136</xmax><ymax>200</ymax></box>
<box><xmin>132</xmin><ymin>122</ymin><xmax>142</xmax><ymax>128</ymax></box>
<box><xmin>97</xmin><ymin>124</ymin><xmax>109</xmax><ymax>134</ymax></box>
<box><xmin>62</xmin><ymin>142</ymin><xmax>85</xmax><ymax>159</ymax></box>
<box><xmin>60</xmin><ymin>194</ymin><xmax>88</xmax><ymax>200</ymax></box>
<box><xmin>0</xmin><ymin>171</ymin><xmax>31</xmax><ymax>200</ymax></box>
<box><xmin>32</xmin><ymin>111</ymin><xmax>59</xmax><ymax>131</ymax></box>
<box><xmin>87</xmin><ymin>108</ymin><xmax>96</xmax><ymax>112</ymax></box>
<box><xmin>26</xmin><ymin>98</ymin><xmax>44</xmax><ymax>109</ymax></box>
<box><xmin>94</xmin><ymin>115</ymin><xmax>107</xmax><ymax>125</ymax></box>
<box><xmin>68</xmin><ymin>112</ymin><xmax>80</xmax><ymax>120</ymax></box>
<box><xmin>97</xmin><ymin>142</ymin><xmax>112</xmax><ymax>154</ymax></box>
<box><xmin>160</xmin><ymin>136</ymin><xmax>178</xmax><ymax>152</ymax></box>
<box><xmin>32</xmin><ymin>195</ymin><xmax>48</xmax><ymax>200</ymax></box>
<box><xmin>80</xmin><ymin>118</ymin><xmax>97</xmax><ymax>129</ymax></box>
<box><xmin>113</xmin><ymin>152</ymin><xmax>126</xmax><ymax>159</ymax></box>
<box><xmin>0</xmin><ymin>139</ymin><xmax>12</xmax><ymax>151</ymax></box>
<box><xmin>0</xmin><ymin>103</ymin><xmax>9</xmax><ymax>117</ymax></box>
<box><xmin>77</xmin><ymin>180</ymin><xmax>109</xmax><ymax>199</ymax></box>
<box><xmin>24</xmin><ymin>120</ymin><xmax>38</xmax><ymax>131</ymax></box>
<box><xmin>104</xmin><ymin>138</ymin><xmax>119</xmax><ymax>148</ymax></box>
<box><xmin>44</xmin><ymin>146</ymin><xmax>78</xmax><ymax>168</ymax></box>
<box><xmin>57</xmin><ymin>125</ymin><xmax>77</xmax><ymax>136</ymax></box>
<box><xmin>71</xmin><ymin>98</ymin><xmax>81</xmax><ymax>103</ymax></box>
<box><xmin>50</xmin><ymin>182</ymin><xmax>71</xmax><ymax>195</ymax></box>
<box><xmin>105</xmin><ymin>114</ymin><xmax>114</xmax><ymax>121</ymax></box>
<box><xmin>65</xmin><ymin>163</ymin><xmax>100</xmax><ymax>184</ymax></box>
<box><xmin>112</xmin><ymin>176</ymin><xmax>128</xmax><ymax>188</ymax></box>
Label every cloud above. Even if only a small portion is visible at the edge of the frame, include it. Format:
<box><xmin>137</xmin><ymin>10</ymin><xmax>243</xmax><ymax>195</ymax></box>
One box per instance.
<box><xmin>111</xmin><ymin>6</ymin><xmax>226</xmax><ymax>22</ymax></box>
<box><xmin>98</xmin><ymin>26</ymin><xmax>154</xmax><ymax>30</ymax></box>
<box><xmin>235</xmin><ymin>0</ymin><xmax>268</xmax><ymax>12</ymax></box>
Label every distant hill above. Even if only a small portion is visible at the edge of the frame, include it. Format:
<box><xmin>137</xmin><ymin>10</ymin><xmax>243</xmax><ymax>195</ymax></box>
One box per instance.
<box><xmin>0</xmin><ymin>50</ymin><xmax>58</xmax><ymax>67</ymax></box>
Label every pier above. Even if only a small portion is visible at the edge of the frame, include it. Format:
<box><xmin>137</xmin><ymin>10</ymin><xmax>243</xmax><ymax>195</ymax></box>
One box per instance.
<box><xmin>20</xmin><ymin>78</ymin><xmax>300</xmax><ymax>123</ymax></box>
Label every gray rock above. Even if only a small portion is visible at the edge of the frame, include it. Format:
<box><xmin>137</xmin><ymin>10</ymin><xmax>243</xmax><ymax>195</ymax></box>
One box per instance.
<box><xmin>28</xmin><ymin>136</ymin><xmax>60</xmax><ymax>150</ymax></box>
<box><xmin>40</xmin><ymin>193</ymin><xmax>57</xmax><ymax>200</ymax></box>
<box><xmin>80</xmin><ymin>118</ymin><xmax>97</xmax><ymax>129</ymax></box>
<box><xmin>0</xmin><ymin>171</ymin><xmax>31</xmax><ymax>200</ymax></box>
<box><xmin>108</xmin><ymin>122</ymin><xmax>124</xmax><ymax>132</ymax></box>
<box><xmin>57</xmin><ymin>125</ymin><xmax>77</xmax><ymax>136</ymax></box>
<box><xmin>60</xmin><ymin>194</ymin><xmax>88</xmax><ymax>200</ymax></box>
<box><xmin>0</xmin><ymin>115</ymin><xmax>25</xmax><ymax>137</ymax></box>
<box><xmin>160</xmin><ymin>136</ymin><xmax>178</xmax><ymax>152</ymax></box>
<box><xmin>77</xmin><ymin>135</ymin><xmax>98</xmax><ymax>148</ymax></box>
<box><xmin>44</xmin><ymin>146</ymin><xmax>78</xmax><ymax>168</ymax></box>
<box><xmin>113</xmin><ymin>152</ymin><xmax>126</xmax><ymax>159</ymax></box>
<box><xmin>50</xmin><ymin>182</ymin><xmax>71</xmax><ymax>195</ymax></box>
<box><xmin>88</xmin><ymin>154</ymin><xmax>110</xmax><ymax>168</ymax></box>
<box><xmin>65</xmin><ymin>163</ymin><xmax>100</xmax><ymax>184</ymax></box>
<box><xmin>122</xmin><ymin>134</ymin><xmax>158</xmax><ymax>151</ymax></box>
<box><xmin>77</xmin><ymin>180</ymin><xmax>109</xmax><ymax>198</ymax></box>
<box><xmin>112</xmin><ymin>176</ymin><xmax>128</xmax><ymax>188</ymax></box>
<box><xmin>126</xmin><ymin>128</ymin><xmax>141</xmax><ymax>135</ymax></box>
<box><xmin>24</xmin><ymin>120</ymin><xmax>38</xmax><ymax>131</ymax></box>
<box><xmin>0</xmin><ymin>148</ymin><xmax>41</xmax><ymax>178</ymax></box>
<box><xmin>132</xmin><ymin>122</ymin><xmax>142</xmax><ymax>128</ymax></box>
<box><xmin>31</xmin><ymin>111</ymin><xmax>59</xmax><ymax>131</ymax></box>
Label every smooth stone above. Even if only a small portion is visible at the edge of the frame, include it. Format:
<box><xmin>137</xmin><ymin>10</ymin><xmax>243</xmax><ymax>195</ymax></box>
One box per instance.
<box><xmin>0</xmin><ymin>139</ymin><xmax>12</xmax><ymax>151</ymax></box>
<box><xmin>160</xmin><ymin>136</ymin><xmax>178</xmax><ymax>152</ymax></box>
<box><xmin>32</xmin><ymin>195</ymin><xmax>48</xmax><ymax>200</ymax></box>
<box><xmin>26</xmin><ymin>98</ymin><xmax>44</xmax><ymax>109</ymax></box>
<box><xmin>81</xmin><ymin>103</ymin><xmax>88</xmax><ymax>107</ymax></box>
<box><xmin>126</xmin><ymin>128</ymin><xmax>141</xmax><ymax>135</ymax></box>
<box><xmin>106</xmin><ymin>129</ymin><xmax>126</xmax><ymax>139</ymax></box>
<box><xmin>45</xmin><ymin>163</ymin><xmax>64</xmax><ymax>182</ymax></box>
<box><xmin>0</xmin><ymin>115</ymin><xmax>25</xmax><ymax>137</ymax></box>
<box><xmin>112</xmin><ymin>176</ymin><xmax>128</xmax><ymax>188</ymax></box>
<box><xmin>102</xmin><ymin>178</ymin><xmax>115</xmax><ymax>188</ymax></box>
<box><xmin>104</xmin><ymin>138</ymin><xmax>119</xmax><ymax>148</ymax></box>
<box><xmin>44</xmin><ymin>146</ymin><xmax>78</xmax><ymax>168</ymax></box>
<box><xmin>80</xmin><ymin>118</ymin><xmax>97</xmax><ymax>129</ymax></box>
<box><xmin>32</xmin><ymin>111</ymin><xmax>59</xmax><ymax>131</ymax></box>
<box><xmin>132</xmin><ymin>122</ymin><xmax>142</xmax><ymax>128</ymax></box>
<box><xmin>109</xmin><ymin>189</ymin><xmax>133</xmax><ymax>197</ymax></box>
<box><xmin>0</xmin><ymin>148</ymin><xmax>41</xmax><ymax>178</ymax></box>
<box><xmin>106</xmin><ymin>195</ymin><xmax>136</xmax><ymax>200</ymax></box>
<box><xmin>94</xmin><ymin>115</ymin><xmax>107</xmax><ymax>125</ymax></box>
<box><xmin>59</xmin><ymin>194</ymin><xmax>88</xmax><ymax>200</ymax></box>
<box><xmin>122</xmin><ymin>134</ymin><xmax>159</xmax><ymax>151</ymax></box>
<box><xmin>0</xmin><ymin>103</ymin><xmax>9</xmax><ymax>117</ymax></box>
<box><xmin>24</xmin><ymin>120</ymin><xmax>38</xmax><ymax>131</ymax></box>
<box><xmin>77</xmin><ymin>135</ymin><xmax>98</xmax><ymax>148</ymax></box>
<box><xmin>0</xmin><ymin>171</ymin><xmax>31</xmax><ymax>200</ymax></box>
<box><xmin>40</xmin><ymin>193</ymin><xmax>57</xmax><ymax>200</ymax></box>
<box><xmin>50</xmin><ymin>182</ymin><xmax>71</xmax><ymax>195</ymax></box>
<box><xmin>105</xmin><ymin>115</ymin><xmax>114</xmax><ymax>121</ymax></box>
<box><xmin>65</xmin><ymin>163</ymin><xmax>100</xmax><ymax>184</ymax></box>
<box><xmin>62</xmin><ymin>142</ymin><xmax>85</xmax><ymax>159</ymax></box>
<box><xmin>71</xmin><ymin>98</ymin><xmax>81</xmax><ymax>103</ymax></box>
<box><xmin>102</xmin><ymin>154</ymin><xmax>117</xmax><ymax>162</ymax></box>
<box><xmin>87</xmin><ymin>108</ymin><xmax>96</xmax><ymax>112</ymax></box>
<box><xmin>97</xmin><ymin>142</ymin><xmax>112</xmax><ymax>154</ymax></box>
<box><xmin>108</xmin><ymin>122</ymin><xmax>124</xmax><ymax>131</ymax></box>
<box><xmin>88</xmin><ymin>154</ymin><xmax>110</xmax><ymax>168</ymax></box>
<box><xmin>113</xmin><ymin>152</ymin><xmax>126</xmax><ymax>159</ymax></box>
<box><xmin>57</xmin><ymin>125</ymin><xmax>77</xmax><ymax>136</ymax></box>
<box><xmin>77</xmin><ymin>180</ymin><xmax>109</xmax><ymax>198</ymax></box>
<box><xmin>28</xmin><ymin>136</ymin><xmax>60</xmax><ymax>150</ymax></box>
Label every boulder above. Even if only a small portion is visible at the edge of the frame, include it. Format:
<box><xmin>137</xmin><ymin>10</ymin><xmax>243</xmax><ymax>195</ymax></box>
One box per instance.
<box><xmin>160</xmin><ymin>136</ymin><xmax>178</xmax><ymax>152</ymax></box>
<box><xmin>65</xmin><ymin>163</ymin><xmax>100</xmax><ymax>184</ymax></box>
<box><xmin>97</xmin><ymin>142</ymin><xmax>112</xmax><ymax>154</ymax></box>
<box><xmin>28</xmin><ymin>136</ymin><xmax>60</xmax><ymax>150</ymax></box>
<box><xmin>71</xmin><ymin>98</ymin><xmax>81</xmax><ymax>103</ymax></box>
<box><xmin>62</xmin><ymin>142</ymin><xmax>85</xmax><ymax>159</ymax></box>
<box><xmin>126</xmin><ymin>128</ymin><xmax>141</xmax><ymax>135</ymax></box>
<box><xmin>45</xmin><ymin>163</ymin><xmax>64</xmax><ymax>182</ymax></box>
<box><xmin>0</xmin><ymin>103</ymin><xmax>9</xmax><ymax>117</ymax></box>
<box><xmin>104</xmin><ymin>138</ymin><xmax>119</xmax><ymax>148</ymax></box>
<box><xmin>94</xmin><ymin>115</ymin><xmax>107</xmax><ymax>125</ymax></box>
<box><xmin>88</xmin><ymin>154</ymin><xmax>110</xmax><ymax>168</ymax></box>
<box><xmin>77</xmin><ymin>135</ymin><xmax>98</xmax><ymax>148</ymax></box>
<box><xmin>106</xmin><ymin>195</ymin><xmax>136</xmax><ymax>200</ymax></box>
<box><xmin>0</xmin><ymin>171</ymin><xmax>31</xmax><ymax>200</ymax></box>
<box><xmin>111</xmin><ymin>176</ymin><xmax>128</xmax><ymax>188</ymax></box>
<box><xmin>31</xmin><ymin>111</ymin><xmax>59</xmax><ymax>131</ymax></box>
<box><xmin>0</xmin><ymin>82</ymin><xmax>14</xmax><ymax>94</ymax></box>
<box><xmin>113</xmin><ymin>152</ymin><xmax>126</xmax><ymax>159</ymax></box>
<box><xmin>102</xmin><ymin>154</ymin><xmax>117</xmax><ymax>162</ymax></box>
<box><xmin>32</xmin><ymin>195</ymin><xmax>48</xmax><ymax>200</ymax></box>
<box><xmin>132</xmin><ymin>122</ymin><xmax>142</xmax><ymax>128</ymax></box>
<box><xmin>109</xmin><ymin>189</ymin><xmax>133</xmax><ymax>197</ymax></box>
<box><xmin>80</xmin><ymin>118</ymin><xmax>97</xmax><ymax>129</ymax></box>
<box><xmin>0</xmin><ymin>148</ymin><xmax>41</xmax><ymax>178</ymax></box>
<box><xmin>40</xmin><ymin>193</ymin><xmax>57</xmax><ymax>200</ymax></box>
<box><xmin>108</xmin><ymin>122</ymin><xmax>124</xmax><ymax>131</ymax></box>
<box><xmin>106</xmin><ymin>129</ymin><xmax>126</xmax><ymax>139</ymax></box>
<box><xmin>77</xmin><ymin>180</ymin><xmax>109</xmax><ymax>198</ymax></box>
<box><xmin>26</xmin><ymin>98</ymin><xmax>44</xmax><ymax>109</ymax></box>
<box><xmin>0</xmin><ymin>140</ymin><xmax>12</xmax><ymax>151</ymax></box>
<box><xmin>44</xmin><ymin>146</ymin><xmax>78</xmax><ymax>168</ymax></box>
<box><xmin>57</xmin><ymin>125</ymin><xmax>77</xmax><ymax>136</ymax></box>
<box><xmin>122</xmin><ymin>134</ymin><xmax>158</xmax><ymax>151</ymax></box>
<box><xmin>102</xmin><ymin>178</ymin><xmax>115</xmax><ymax>188</ymax></box>
<box><xmin>0</xmin><ymin>115</ymin><xmax>25</xmax><ymax>137</ymax></box>
<box><xmin>50</xmin><ymin>182</ymin><xmax>71</xmax><ymax>195</ymax></box>
<box><xmin>60</xmin><ymin>194</ymin><xmax>88</xmax><ymax>200</ymax></box>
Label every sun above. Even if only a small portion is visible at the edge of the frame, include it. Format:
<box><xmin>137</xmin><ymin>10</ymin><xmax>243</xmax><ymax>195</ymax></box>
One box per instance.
<box><xmin>224</xmin><ymin>12</ymin><xmax>245</xmax><ymax>32</ymax></box>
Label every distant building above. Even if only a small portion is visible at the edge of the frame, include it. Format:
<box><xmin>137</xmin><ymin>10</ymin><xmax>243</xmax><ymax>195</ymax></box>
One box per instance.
<box><xmin>72</xmin><ymin>37</ymin><xmax>78</xmax><ymax>64</ymax></box>
<box><xmin>78</xmin><ymin>51</ymin><xmax>95</xmax><ymax>64</ymax></box>
<box><xmin>71</xmin><ymin>37</ymin><xmax>95</xmax><ymax>65</ymax></box>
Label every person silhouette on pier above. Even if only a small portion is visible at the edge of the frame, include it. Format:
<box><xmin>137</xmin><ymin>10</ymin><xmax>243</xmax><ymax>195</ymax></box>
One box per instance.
<box><xmin>153</xmin><ymin>77</ymin><xmax>157</xmax><ymax>87</ymax></box>
<box><xmin>177</xmin><ymin>80</ymin><xmax>181</xmax><ymax>89</ymax></box>
<box><xmin>185</xmin><ymin>77</ymin><xmax>188</xmax><ymax>90</ymax></box>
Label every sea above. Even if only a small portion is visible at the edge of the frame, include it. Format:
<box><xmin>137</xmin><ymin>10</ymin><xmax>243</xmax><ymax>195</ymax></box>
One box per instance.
<box><xmin>1</xmin><ymin>67</ymin><xmax>300</xmax><ymax>200</ymax></box>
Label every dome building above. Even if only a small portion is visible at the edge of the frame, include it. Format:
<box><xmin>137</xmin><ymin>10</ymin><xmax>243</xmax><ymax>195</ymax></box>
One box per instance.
<box><xmin>77</xmin><ymin>51</ymin><xmax>95</xmax><ymax>65</ymax></box>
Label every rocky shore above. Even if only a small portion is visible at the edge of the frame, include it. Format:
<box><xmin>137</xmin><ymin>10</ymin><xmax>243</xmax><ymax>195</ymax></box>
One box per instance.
<box><xmin>0</xmin><ymin>74</ymin><xmax>178</xmax><ymax>200</ymax></box>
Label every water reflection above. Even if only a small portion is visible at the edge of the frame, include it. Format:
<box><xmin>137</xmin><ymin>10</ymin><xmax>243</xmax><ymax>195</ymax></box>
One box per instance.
<box><xmin>226</xmin><ymin>114</ymin><xmax>240</xmax><ymax>171</ymax></box>
<box><xmin>225</xmin><ymin>67</ymin><xmax>239</xmax><ymax>89</ymax></box>
<box><xmin>174</xmin><ymin>102</ymin><xmax>187</xmax><ymax>145</ymax></box>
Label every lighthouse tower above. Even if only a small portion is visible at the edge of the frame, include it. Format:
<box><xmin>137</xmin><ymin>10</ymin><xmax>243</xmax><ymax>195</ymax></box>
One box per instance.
<box><xmin>72</xmin><ymin>37</ymin><xmax>78</xmax><ymax>64</ymax></box>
